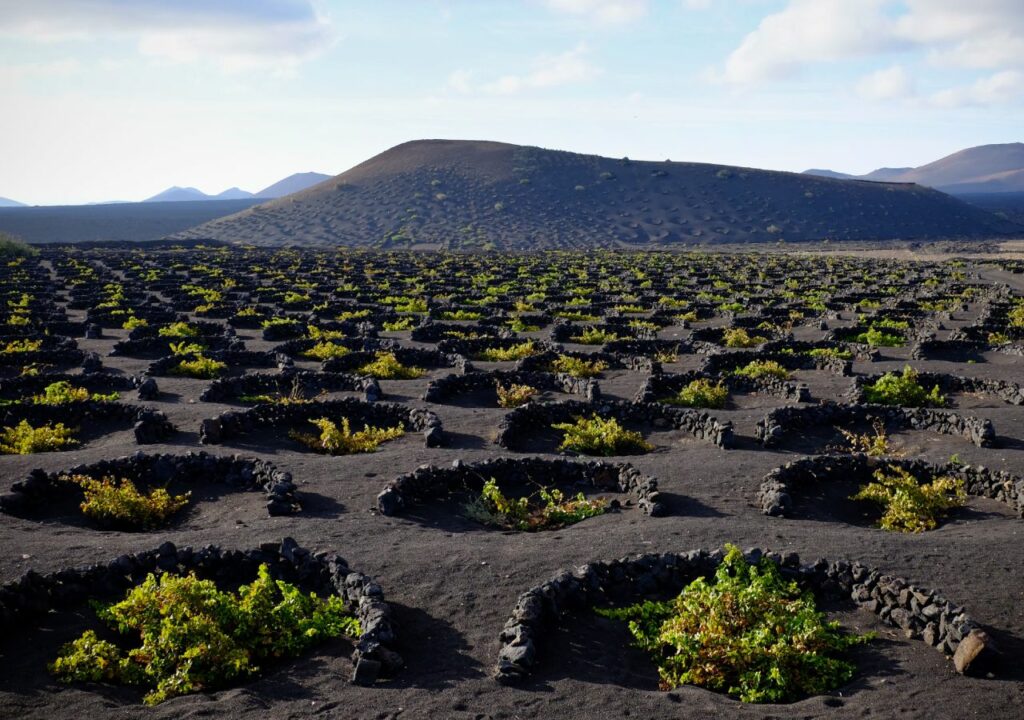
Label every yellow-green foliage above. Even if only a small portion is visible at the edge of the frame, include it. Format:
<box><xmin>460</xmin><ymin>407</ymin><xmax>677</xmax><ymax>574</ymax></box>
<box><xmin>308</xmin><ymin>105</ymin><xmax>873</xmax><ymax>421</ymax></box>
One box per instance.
<box><xmin>463</xmin><ymin>478</ymin><xmax>607</xmax><ymax>531</ymax></box>
<box><xmin>61</xmin><ymin>474</ymin><xmax>190</xmax><ymax>529</ymax></box>
<box><xmin>733</xmin><ymin>360</ymin><xmax>791</xmax><ymax>380</ymax></box>
<box><xmin>1</xmin><ymin>338</ymin><xmax>42</xmax><ymax>354</ymax></box>
<box><xmin>439</xmin><ymin>309</ymin><xmax>481</xmax><ymax>320</ymax></box>
<box><xmin>50</xmin><ymin>564</ymin><xmax>360</xmax><ymax>705</ymax></box>
<box><xmin>170</xmin><ymin>355</ymin><xmax>226</xmax><ymax>379</ymax></box>
<box><xmin>571</xmin><ymin>327</ymin><xmax>621</xmax><ymax>344</ymax></box>
<box><xmin>31</xmin><ymin>381</ymin><xmax>118</xmax><ymax>405</ymax></box>
<box><xmin>307</xmin><ymin>325</ymin><xmax>346</xmax><ymax>340</ymax></box>
<box><xmin>863</xmin><ymin>366</ymin><xmax>946</xmax><ymax>407</ymax></box>
<box><xmin>836</xmin><ymin>420</ymin><xmax>892</xmax><ymax>457</ymax></box>
<box><xmin>302</xmin><ymin>341</ymin><xmax>351</xmax><ymax>360</ymax></box>
<box><xmin>0</xmin><ymin>420</ymin><xmax>78</xmax><ymax>454</ymax></box>
<box><xmin>158</xmin><ymin>322</ymin><xmax>200</xmax><ymax>338</ymax></box>
<box><xmin>597</xmin><ymin>545</ymin><xmax>871</xmax><ymax>703</ymax></box>
<box><xmin>508</xmin><ymin>318</ymin><xmax>541</xmax><ymax>332</ymax></box>
<box><xmin>290</xmin><ymin>417</ymin><xmax>405</xmax><ymax>454</ymax></box>
<box><xmin>356</xmin><ymin>352</ymin><xmax>425</xmax><ymax>379</ymax></box>
<box><xmin>551</xmin><ymin>354</ymin><xmax>607</xmax><ymax>378</ymax></box>
<box><xmin>476</xmin><ymin>341</ymin><xmax>537</xmax><ymax>361</ymax></box>
<box><xmin>553</xmin><ymin>415</ymin><xmax>653</xmax><ymax>456</ymax></box>
<box><xmin>663</xmin><ymin>379</ymin><xmax>728</xmax><ymax>409</ymax></box>
<box><xmin>382</xmin><ymin>317</ymin><xmax>415</xmax><ymax>331</ymax></box>
<box><xmin>850</xmin><ymin>466</ymin><xmax>966</xmax><ymax>532</ymax></box>
<box><xmin>168</xmin><ymin>341</ymin><xmax>206</xmax><ymax>356</ymax></box>
<box><xmin>722</xmin><ymin>328</ymin><xmax>767</xmax><ymax>348</ymax></box>
<box><xmin>1008</xmin><ymin>304</ymin><xmax>1024</xmax><ymax>328</ymax></box>
<box><xmin>122</xmin><ymin>316</ymin><xmax>148</xmax><ymax>330</ymax></box>
<box><xmin>496</xmin><ymin>383</ymin><xmax>537</xmax><ymax>408</ymax></box>
<box><xmin>853</xmin><ymin>327</ymin><xmax>904</xmax><ymax>347</ymax></box>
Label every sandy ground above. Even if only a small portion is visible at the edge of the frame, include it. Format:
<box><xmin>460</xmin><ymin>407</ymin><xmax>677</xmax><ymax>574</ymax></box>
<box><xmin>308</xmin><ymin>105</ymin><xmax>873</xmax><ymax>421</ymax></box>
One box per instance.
<box><xmin>0</xmin><ymin>266</ymin><xmax>1022</xmax><ymax>720</ymax></box>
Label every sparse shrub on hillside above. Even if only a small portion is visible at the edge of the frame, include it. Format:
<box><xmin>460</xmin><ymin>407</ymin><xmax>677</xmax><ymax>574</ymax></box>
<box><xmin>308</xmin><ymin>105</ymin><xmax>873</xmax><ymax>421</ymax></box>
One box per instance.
<box><xmin>170</xmin><ymin>355</ymin><xmax>226</xmax><ymax>379</ymax></box>
<box><xmin>722</xmin><ymin>328</ymin><xmax>766</xmax><ymax>348</ymax></box>
<box><xmin>31</xmin><ymin>381</ymin><xmax>118</xmax><ymax>405</ymax></box>
<box><xmin>571</xmin><ymin>327</ymin><xmax>621</xmax><ymax>345</ymax></box>
<box><xmin>476</xmin><ymin>341</ymin><xmax>537</xmax><ymax>361</ymax></box>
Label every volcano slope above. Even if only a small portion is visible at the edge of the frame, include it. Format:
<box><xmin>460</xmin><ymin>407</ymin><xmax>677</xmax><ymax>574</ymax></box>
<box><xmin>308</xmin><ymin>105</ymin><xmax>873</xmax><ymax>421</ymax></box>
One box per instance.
<box><xmin>172</xmin><ymin>140</ymin><xmax>1021</xmax><ymax>249</ymax></box>
<box><xmin>0</xmin><ymin>247</ymin><xmax>1023</xmax><ymax>719</ymax></box>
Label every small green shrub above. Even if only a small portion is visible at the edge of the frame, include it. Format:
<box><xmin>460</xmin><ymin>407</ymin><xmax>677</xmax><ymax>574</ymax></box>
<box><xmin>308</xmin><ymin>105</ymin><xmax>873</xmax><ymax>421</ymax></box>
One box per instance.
<box><xmin>168</xmin><ymin>341</ymin><xmax>206</xmax><ymax>356</ymax></box>
<box><xmin>0</xmin><ymin>338</ymin><xmax>42</xmax><ymax>354</ymax></box>
<box><xmin>158</xmin><ymin>322</ymin><xmax>200</xmax><ymax>338</ymax></box>
<box><xmin>0</xmin><ymin>420</ymin><xmax>78</xmax><ymax>454</ymax></box>
<box><xmin>853</xmin><ymin>327</ymin><xmax>904</xmax><ymax>347</ymax></box>
<box><xmin>732</xmin><ymin>360</ymin><xmax>790</xmax><ymax>380</ymax></box>
<box><xmin>596</xmin><ymin>544</ymin><xmax>871</xmax><ymax>703</ymax></box>
<box><xmin>302</xmin><ymin>341</ymin><xmax>351</xmax><ymax>360</ymax></box>
<box><xmin>835</xmin><ymin>420</ymin><xmax>892</xmax><ymax>457</ymax></box>
<box><xmin>355</xmin><ymin>352</ymin><xmax>425</xmax><ymax>379</ymax></box>
<box><xmin>722</xmin><ymin>328</ymin><xmax>766</xmax><ymax>348</ymax></box>
<box><xmin>382</xmin><ymin>317</ymin><xmax>415</xmax><ymax>331</ymax></box>
<box><xmin>290</xmin><ymin>417</ymin><xmax>404</xmax><ymax>454</ymax></box>
<box><xmin>862</xmin><ymin>366</ymin><xmax>945</xmax><ymax>407</ymax></box>
<box><xmin>122</xmin><ymin>316</ymin><xmax>148</xmax><ymax>330</ymax></box>
<box><xmin>170</xmin><ymin>355</ymin><xmax>226</xmax><ymax>379</ymax></box>
<box><xmin>553</xmin><ymin>415</ymin><xmax>653</xmax><ymax>456</ymax></box>
<box><xmin>550</xmin><ymin>354</ymin><xmax>607</xmax><ymax>378</ymax></box>
<box><xmin>463</xmin><ymin>478</ymin><xmax>607</xmax><ymax>531</ymax></box>
<box><xmin>61</xmin><ymin>474</ymin><xmax>190</xmax><ymax>529</ymax></box>
<box><xmin>476</xmin><ymin>341</ymin><xmax>537</xmax><ymax>361</ymax></box>
<box><xmin>850</xmin><ymin>466</ymin><xmax>966</xmax><ymax>532</ymax></box>
<box><xmin>662</xmin><ymin>379</ymin><xmax>728</xmax><ymax>409</ymax></box>
<box><xmin>507</xmin><ymin>318</ymin><xmax>540</xmax><ymax>332</ymax></box>
<box><xmin>50</xmin><ymin>564</ymin><xmax>360</xmax><ymax>705</ymax></box>
<box><xmin>571</xmin><ymin>327</ymin><xmax>621</xmax><ymax>345</ymax></box>
<box><xmin>807</xmin><ymin>347</ymin><xmax>852</xmax><ymax>360</ymax></box>
<box><xmin>496</xmin><ymin>382</ymin><xmax>537</xmax><ymax>408</ymax></box>
<box><xmin>31</xmin><ymin>381</ymin><xmax>118</xmax><ymax>405</ymax></box>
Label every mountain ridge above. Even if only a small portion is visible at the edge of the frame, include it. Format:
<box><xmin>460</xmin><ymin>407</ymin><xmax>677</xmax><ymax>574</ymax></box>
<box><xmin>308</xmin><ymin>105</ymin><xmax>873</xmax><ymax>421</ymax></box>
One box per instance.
<box><xmin>171</xmin><ymin>139</ymin><xmax>1020</xmax><ymax>249</ymax></box>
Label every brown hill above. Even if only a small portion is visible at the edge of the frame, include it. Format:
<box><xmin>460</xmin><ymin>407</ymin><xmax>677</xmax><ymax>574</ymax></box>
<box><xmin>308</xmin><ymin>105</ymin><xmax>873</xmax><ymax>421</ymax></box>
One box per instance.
<box><xmin>174</xmin><ymin>140</ymin><xmax>1021</xmax><ymax>249</ymax></box>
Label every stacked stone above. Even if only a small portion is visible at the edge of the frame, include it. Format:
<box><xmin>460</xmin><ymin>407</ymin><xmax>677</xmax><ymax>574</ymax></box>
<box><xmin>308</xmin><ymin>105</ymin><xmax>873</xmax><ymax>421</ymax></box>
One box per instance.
<box><xmin>376</xmin><ymin>456</ymin><xmax>665</xmax><ymax>517</ymax></box>
<box><xmin>635</xmin><ymin>370</ymin><xmax>809</xmax><ymax>404</ymax></box>
<box><xmin>848</xmin><ymin>371</ymin><xmax>1024</xmax><ymax>406</ymax></box>
<box><xmin>495</xmin><ymin>399</ymin><xmax>733</xmax><ymax>450</ymax></box>
<box><xmin>198</xmin><ymin>397</ymin><xmax>444</xmax><ymax>448</ymax></box>
<box><xmin>757</xmin><ymin>454</ymin><xmax>1024</xmax><ymax>518</ymax></box>
<box><xmin>322</xmin><ymin>347</ymin><xmax>468</xmax><ymax>374</ymax></box>
<box><xmin>0</xmin><ymin>538</ymin><xmax>402</xmax><ymax>686</ymax></box>
<box><xmin>755</xmin><ymin>402</ymin><xmax>996</xmax><ymax>448</ymax></box>
<box><xmin>200</xmin><ymin>370</ymin><xmax>381</xmax><ymax>403</ymax></box>
<box><xmin>0</xmin><ymin>399</ymin><xmax>175</xmax><ymax>444</ymax></box>
<box><xmin>495</xmin><ymin>548</ymin><xmax>994</xmax><ymax>683</ymax></box>
<box><xmin>0</xmin><ymin>450</ymin><xmax>300</xmax><ymax>518</ymax></box>
<box><xmin>422</xmin><ymin>370</ymin><xmax>599</xmax><ymax>404</ymax></box>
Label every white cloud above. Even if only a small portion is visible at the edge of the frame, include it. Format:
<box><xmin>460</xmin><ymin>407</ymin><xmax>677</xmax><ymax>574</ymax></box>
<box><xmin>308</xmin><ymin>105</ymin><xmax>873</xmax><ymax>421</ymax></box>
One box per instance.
<box><xmin>856</xmin><ymin>64</ymin><xmax>915</xmax><ymax>100</ymax></box>
<box><xmin>929</xmin><ymin>70</ymin><xmax>1024</xmax><ymax>107</ymax></box>
<box><xmin>0</xmin><ymin>1</ymin><xmax>335</xmax><ymax>73</ymax></box>
<box><xmin>542</xmin><ymin>0</ymin><xmax>648</xmax><ymax>24</ymax></box>
<box><xmin>452</xmin><ymin>44</ymin><xmax>599</xmax><ymax>95</ymax></box>
<box><xmin>714</xmin><ymin>0</ymin><xmax>1024</xmax><ymax>105</ymax></box>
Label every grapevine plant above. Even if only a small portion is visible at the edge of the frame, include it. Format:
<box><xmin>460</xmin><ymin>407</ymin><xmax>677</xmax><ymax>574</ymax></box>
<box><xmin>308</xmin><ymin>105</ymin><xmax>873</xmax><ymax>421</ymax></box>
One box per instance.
<box><xmin>597</xmin><ymin>545</ymin><xmax>872</xmax><ymax>703</ymax></box>
<box><xmin>50</xmin><ymin>565</ymin><xmax>360</xmax><ymax>704</ymax></box>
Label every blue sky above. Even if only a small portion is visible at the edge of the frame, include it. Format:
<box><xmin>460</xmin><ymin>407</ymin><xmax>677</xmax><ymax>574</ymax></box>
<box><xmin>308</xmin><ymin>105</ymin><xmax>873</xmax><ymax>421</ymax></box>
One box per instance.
<box><xmin>1</xmin><ymin>0</ymin><xmax>1022</xmax><ymax>205</ymax></box>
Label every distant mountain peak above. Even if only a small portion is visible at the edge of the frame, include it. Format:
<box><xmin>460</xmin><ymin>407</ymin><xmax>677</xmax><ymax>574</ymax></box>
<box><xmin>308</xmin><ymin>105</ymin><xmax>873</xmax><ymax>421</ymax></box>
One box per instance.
<box><xmin>0</xmin><ymin>196</ymin><xmax>26</xmax><ymax>208</ymax></box>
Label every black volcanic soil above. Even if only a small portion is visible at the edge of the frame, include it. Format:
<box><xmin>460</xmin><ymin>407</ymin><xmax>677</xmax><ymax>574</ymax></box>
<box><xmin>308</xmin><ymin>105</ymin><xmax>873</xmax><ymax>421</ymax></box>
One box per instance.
<box><xmin>1</xmin><ymin>254</ymin><xmax>1023</xmax><ymax>720</ymax></box>
<box><xmin>173</xmin><ymin>140</ymin><xmax>1022</xmax><ymax>249</ymax></box>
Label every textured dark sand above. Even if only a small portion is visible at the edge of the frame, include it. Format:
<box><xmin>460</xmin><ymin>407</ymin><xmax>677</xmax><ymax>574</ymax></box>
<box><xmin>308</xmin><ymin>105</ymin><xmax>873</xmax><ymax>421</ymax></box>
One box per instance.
<box><xmin>1</xmin><ymin>267</ymin><xmax>1022</xmax><ymax>720</ymax></box>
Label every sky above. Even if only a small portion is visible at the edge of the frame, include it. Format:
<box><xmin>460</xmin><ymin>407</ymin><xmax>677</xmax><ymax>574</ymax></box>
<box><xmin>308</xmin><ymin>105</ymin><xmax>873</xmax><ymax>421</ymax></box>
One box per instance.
<box><xmin>0</xmin><ymin>0</ymin><xmax>1022</xmax><ymax>206</ymax></box>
